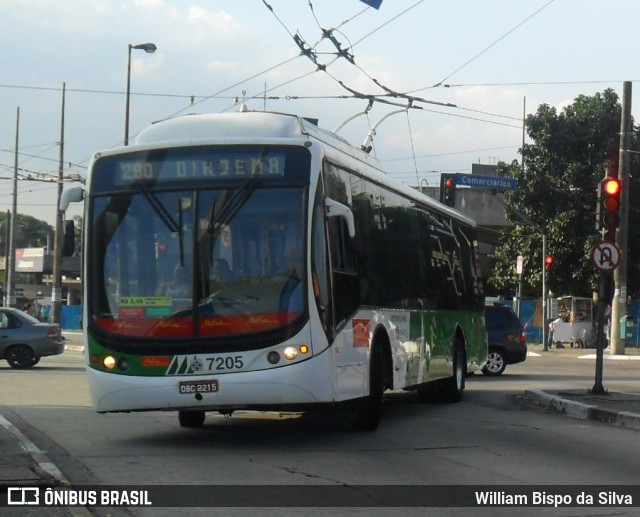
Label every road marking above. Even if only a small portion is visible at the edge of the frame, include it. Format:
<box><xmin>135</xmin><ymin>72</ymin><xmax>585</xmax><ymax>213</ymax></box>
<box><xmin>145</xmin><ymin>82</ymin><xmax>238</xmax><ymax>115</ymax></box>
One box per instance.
<box><xmin>0</xmin><ymin>413</ymin><xmax>92</xmax><ymax>517</ymax></box>
<box><xmin>579</xmin><ymin>354</ymin><xmax>640</xmax><ymax>360</ymax></box>
<box><xmin>0</xmin><ymin>413</ymin><xmax>68</xmax><ymax>484</ymax></box>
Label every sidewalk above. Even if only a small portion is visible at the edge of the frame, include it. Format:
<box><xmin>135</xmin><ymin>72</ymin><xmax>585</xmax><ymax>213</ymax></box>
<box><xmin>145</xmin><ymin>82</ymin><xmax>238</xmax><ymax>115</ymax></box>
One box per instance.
<box><xmin>524</xmin><ymin>389</ymin><xmax>640</xmax><ymax>430</ymax></box>
<box><xmin>0</xmin><ymin>413</ymin><xmax>65</xmax><ymax>487</ymax></box>
<box><xmin>522</xmin><ymin>344</ymin><xmax>640</xmax><ymax>429</ymax></box>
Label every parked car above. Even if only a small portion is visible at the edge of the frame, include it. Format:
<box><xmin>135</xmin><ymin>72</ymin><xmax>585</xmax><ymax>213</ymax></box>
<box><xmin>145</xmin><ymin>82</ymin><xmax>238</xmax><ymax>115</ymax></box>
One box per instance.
<box><xmin>482</xmin><ymin>303</ymin><xmax>527</xmax><ymax>376</ymax></box>
<box><xmin>0</xmin><ymin>307</ymin><xmax>64</xmax><ymax>369</ymax></box>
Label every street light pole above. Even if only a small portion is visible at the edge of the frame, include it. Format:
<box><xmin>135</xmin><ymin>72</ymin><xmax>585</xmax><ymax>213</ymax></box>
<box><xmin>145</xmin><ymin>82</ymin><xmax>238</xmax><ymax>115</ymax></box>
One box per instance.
<box><xmin>124</xmin><ymin>42</ymin><xmax>157</xmax><ymax>146</ymax></box>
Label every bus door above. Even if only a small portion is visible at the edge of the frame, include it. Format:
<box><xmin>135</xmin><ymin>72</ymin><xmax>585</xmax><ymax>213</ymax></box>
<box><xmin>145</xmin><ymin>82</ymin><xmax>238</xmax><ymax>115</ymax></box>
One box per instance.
<box><xmin>321</xmin><ymin>166</ymin><xmax>366</xmax><ymax>400</ymax></box>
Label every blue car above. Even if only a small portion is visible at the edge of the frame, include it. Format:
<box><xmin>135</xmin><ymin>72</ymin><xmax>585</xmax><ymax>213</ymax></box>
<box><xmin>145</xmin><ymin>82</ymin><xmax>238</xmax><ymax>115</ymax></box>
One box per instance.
<box><xmin>0</xmin><ymin>308</ymin><xmax>65</xmax><ymax>369</ymax></box>
<box><xmin>482</xmin><ymin>303</ymin><xmax>527</xmax><ymax>376</ymax></box>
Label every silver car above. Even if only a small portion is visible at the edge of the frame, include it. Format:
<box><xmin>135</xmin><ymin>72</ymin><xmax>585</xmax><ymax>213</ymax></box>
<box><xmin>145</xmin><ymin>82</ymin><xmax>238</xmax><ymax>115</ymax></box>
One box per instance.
<box><xmin>0</xmin><ymin>308</ymin><xmax>65</xmax><ymax>369</ymax></box>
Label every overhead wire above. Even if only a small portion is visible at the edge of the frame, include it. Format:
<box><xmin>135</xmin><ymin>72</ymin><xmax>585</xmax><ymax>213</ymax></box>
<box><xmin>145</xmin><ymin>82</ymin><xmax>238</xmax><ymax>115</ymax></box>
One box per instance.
<box><xmin>404</xmin><ymin>110</ymin><xmax>420</xmax><ymax>185</ymax></box>
<box><xmin>421</xmin><ymin>0</ymin><xmax>557</xmax><ymax>90</ymax></box>
<box><xmin>349</xmin><ymin>0</ymin><xmax>426</xmax><ymax>49</ymax></box>
<box><xmin>254</xmin><ymin>0</ymin><xmax>526</xmax><ymax>174</ymax></box>
<box><xmin>1</xmin><ymin>1</ymin><xmax>538</xmax><ymax>193</ymax></box>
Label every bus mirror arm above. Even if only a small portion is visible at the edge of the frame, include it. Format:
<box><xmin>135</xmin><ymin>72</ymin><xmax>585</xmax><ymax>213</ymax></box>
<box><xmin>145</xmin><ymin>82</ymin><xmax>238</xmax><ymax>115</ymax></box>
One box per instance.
<box><xmin>60</xmin><ymin>186</ymin><xmax>84</xmax><ymax>211</ymax></box>
<box><xmin>325</xmin><ymin>198</ymin><xmax>355</xmax><ymax>238</ymax></box>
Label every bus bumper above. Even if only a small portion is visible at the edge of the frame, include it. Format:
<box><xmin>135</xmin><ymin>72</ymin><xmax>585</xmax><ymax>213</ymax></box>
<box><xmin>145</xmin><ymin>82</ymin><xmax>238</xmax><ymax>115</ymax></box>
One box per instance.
<box><xmin>87</xmin><ymin>355</ymin><xmax>337</xmax><ymax>413</ymax></box>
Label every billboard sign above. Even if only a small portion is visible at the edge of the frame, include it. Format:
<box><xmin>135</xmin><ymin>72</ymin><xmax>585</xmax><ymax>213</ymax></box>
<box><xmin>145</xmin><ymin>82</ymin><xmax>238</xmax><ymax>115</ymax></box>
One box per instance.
<box><xmin>16</xmin><ymin>248</ymin><xmax>45</xmax><ymax>273</ymax></box>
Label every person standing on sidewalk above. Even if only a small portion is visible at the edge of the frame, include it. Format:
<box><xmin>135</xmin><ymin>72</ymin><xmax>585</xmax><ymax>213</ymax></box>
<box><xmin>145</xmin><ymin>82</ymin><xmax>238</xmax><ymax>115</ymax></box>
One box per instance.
<box><xmin>548</xmin><ymin>316</ymin><xmax>563</xmax><ymax>349</ymax></box>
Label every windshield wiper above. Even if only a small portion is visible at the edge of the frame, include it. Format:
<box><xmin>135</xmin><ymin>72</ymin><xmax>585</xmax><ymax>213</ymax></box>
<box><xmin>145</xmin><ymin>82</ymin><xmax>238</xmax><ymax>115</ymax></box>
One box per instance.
<box><xmin>139</xmin><ymin>187</ymin><xmax>185</xmax><ymax>265</ymax></box>
<box><xmin>206</xmin><ymin>176</ymin><xmax>259</xmax><ymax>236</ymax></box>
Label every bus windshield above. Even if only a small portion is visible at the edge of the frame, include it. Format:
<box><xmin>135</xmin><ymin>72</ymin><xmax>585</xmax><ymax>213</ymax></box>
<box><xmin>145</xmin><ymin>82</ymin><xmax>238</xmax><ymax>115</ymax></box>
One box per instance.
<box><xmin>88</xmin><ymin>146</ymin><xmax>309</xmax><ymax>340</ymax></box>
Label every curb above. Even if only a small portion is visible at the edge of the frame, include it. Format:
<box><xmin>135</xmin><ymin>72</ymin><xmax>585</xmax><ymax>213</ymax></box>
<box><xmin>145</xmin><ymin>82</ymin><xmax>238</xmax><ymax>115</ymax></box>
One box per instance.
<box><xmin>524</xmin><ymin>389</ymin><xmax>640</xmax><ymax>431</ymax></box>
<box><xmin>0</xmin><ymin>414</ymin><xmax>68</xmax><ymax>486</ymax></box>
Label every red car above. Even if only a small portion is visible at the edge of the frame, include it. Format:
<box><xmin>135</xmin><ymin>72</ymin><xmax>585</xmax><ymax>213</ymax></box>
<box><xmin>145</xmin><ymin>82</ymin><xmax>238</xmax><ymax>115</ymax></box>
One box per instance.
<box><xmin>0</xmin><ymin>307</ymin><xmax>65</xmax><ymax>369</ymax></box>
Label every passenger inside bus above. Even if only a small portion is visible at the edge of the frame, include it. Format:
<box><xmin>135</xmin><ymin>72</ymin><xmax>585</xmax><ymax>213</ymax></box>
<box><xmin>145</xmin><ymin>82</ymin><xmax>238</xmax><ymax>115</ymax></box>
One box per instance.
<box><xmin>157</xmin><ymin>264</ymin><xmax>191</xmax><ymax>298</ymax></box>
<box><xmin>211</xmin><ymin>259</ymin><xmax>233</xmax><ymax>283</ymax></box>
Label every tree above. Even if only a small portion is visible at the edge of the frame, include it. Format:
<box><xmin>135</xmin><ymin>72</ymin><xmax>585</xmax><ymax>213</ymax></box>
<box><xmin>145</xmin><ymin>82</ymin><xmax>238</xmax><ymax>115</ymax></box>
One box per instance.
<box><xmin>488</xmin><ymin>88</ymin><xmax>640</xmax><ymax>298</ymax></box>
<box><xmin>0</xmin><ymin>212</ymin><xmax>54</xmax><ymax>252</ymax></box>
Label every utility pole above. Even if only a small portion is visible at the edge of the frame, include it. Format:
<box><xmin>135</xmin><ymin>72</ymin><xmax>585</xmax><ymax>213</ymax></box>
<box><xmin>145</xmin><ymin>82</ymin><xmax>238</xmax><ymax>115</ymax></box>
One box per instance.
<box><xmin>6</xmin><ymin>108</ymin><xmax>19</xmax><ymax>308</ymax></box>
<box><xmin>610</xmin><ymin>81</ymin><xmax>631</xmax><ymax>355</ymax></box>
<box><xmin>52</xmin><ymin>83</ymin><xmax>66</xmax><ymax>324</ymax></box>
<box><xmin>3</xmin><ymin>210</ymin><xmax>10</xmax><ymax>306</ymax></box>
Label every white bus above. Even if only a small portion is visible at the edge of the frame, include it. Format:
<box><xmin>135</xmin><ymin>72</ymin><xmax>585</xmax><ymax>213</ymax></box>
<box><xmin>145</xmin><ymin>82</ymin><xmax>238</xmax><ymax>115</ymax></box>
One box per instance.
<box><xmin>62</xmin><ymin>111</ymin><xmax>487</xmax><ymax>431</ymax></box>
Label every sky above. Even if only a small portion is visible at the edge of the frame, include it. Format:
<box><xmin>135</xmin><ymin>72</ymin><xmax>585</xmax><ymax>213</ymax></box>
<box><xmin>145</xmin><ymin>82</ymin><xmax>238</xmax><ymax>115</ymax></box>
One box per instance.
<box><xmin>1</xmin><ymin>0</ymin><xmax>640</xmax><ymax>226</ymax></box>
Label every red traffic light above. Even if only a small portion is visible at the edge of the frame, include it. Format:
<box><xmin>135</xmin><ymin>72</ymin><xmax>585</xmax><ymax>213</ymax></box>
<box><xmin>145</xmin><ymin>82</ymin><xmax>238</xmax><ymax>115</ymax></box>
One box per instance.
<box><xmin>599</xmin><ymin>177</ymin><xmax>621</xmax><ymax>238</ymax></box>
<box><xmin>439</xmin><ymin>174</ymin><xmax>457</xmax><ymax>207</ymax></box>
<box><xmin>545</xmin><ymin>255</ymin><xmax>553</xmax><ymax>271</ymax></box>
<box><xmin>603</xmin><ymin>178</ymin><xmax>620</xmax><ymax>196</ymax></box>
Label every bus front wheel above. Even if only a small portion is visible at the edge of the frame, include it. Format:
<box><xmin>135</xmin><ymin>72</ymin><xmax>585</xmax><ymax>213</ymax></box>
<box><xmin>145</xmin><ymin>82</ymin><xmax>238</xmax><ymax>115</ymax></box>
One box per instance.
<box><xmin>352</xmin><ymin>343</ymin><xmax>384</xmax><ymax>432</ymax></box>
<box><xmin>178</xmin><ymin>410</ymin><xmax>206</xmax><ymax>428</ymax></box>
<box><xmin>441</xmin><ymin>341</ymin><xmax>465</xmax><ymax>403</ymax></box>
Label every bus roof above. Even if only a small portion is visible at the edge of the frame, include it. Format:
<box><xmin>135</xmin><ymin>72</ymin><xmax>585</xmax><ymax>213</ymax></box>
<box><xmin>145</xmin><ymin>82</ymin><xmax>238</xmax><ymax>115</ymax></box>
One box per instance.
<box><xmin>132</xmin><ymin>111</ymin><xmax>476</xmax><ymax>228</ymax></box>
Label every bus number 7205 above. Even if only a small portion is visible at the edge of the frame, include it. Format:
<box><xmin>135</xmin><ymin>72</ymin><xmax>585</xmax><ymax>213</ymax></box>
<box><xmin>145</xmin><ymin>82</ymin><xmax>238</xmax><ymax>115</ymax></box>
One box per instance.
<box><xmin>207</xmin><ymin>356</ymin><xmax>244</xmax><ymax>371</ymax></box>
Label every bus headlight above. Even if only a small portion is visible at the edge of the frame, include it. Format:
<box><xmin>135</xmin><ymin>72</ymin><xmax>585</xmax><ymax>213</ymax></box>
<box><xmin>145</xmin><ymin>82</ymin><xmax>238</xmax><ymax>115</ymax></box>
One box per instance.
<box><xmin>103</xmin><ymin>356</ymin><xmax>117</xmax><ymax>369</ymax></box>
<box><xmin>283</xmin><ymin>346</ymin><xmax>298</xmax><ymax>360</ymax></box>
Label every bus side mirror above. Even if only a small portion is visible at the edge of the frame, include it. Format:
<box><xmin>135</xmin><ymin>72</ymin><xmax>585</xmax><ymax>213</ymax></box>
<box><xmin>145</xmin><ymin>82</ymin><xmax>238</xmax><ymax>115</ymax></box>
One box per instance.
<box><xmin>325</xmin><ymin>198</ymin><xmax>355</xmax><ymax>237</ymax></box>
<box><xmin>62</xmin><ymin>220</ymin><xmax>76</xmax><ymax>257</ymax></box>
<box><xmin>60</xmin><ymin>186</ymin><xmax>84</xmax><ymax>211</ymax></box>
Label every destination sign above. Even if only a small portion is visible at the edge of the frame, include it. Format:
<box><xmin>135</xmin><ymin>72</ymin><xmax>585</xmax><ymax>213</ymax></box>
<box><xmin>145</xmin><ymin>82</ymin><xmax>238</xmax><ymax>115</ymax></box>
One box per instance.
<box><xmin>111</xmin><ymin>149</ymin><xmax>286</xmax><ymax>186</ymax></box>
<box><xmin>91</xmin><ymin>145</ymin><xmax>311</xmax><ymax>193</ymax></box>
<box><xmin>454</xmin><ymin>174</ymin><xmax>518</xmax><ymax>191</ymax></box>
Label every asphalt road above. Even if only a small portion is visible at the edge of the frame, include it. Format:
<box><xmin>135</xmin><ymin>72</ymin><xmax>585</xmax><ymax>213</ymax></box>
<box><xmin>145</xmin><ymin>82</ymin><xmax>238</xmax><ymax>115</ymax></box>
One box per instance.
<box><xmin>1</xmin><ymin>341</ymin><xmax>640</xmax><ymax>516</ymax></box>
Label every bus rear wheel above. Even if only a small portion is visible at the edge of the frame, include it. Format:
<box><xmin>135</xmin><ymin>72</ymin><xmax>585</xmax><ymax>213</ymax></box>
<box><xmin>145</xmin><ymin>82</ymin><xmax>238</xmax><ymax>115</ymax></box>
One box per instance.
<box><xmin>416</xmin><ymin>341</ymin><xmax>465</xmax><ymax>403</ymax></box>
<box><xmin>178</xmin><ymin>410</ymin><xmax>205</xmax><ymax>428</ymax></box>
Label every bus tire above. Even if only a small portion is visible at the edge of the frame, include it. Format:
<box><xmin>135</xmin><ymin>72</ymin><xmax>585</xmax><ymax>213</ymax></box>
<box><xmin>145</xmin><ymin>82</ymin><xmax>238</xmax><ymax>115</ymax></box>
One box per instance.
<box><xmin>178</xmin><ymin>410</ymin><xmax>205</xmax><ymax>428</ymax></box>
<box><xmin>441</xmin><ymin>340</ymin><xmax>465</xmax><ymax>403</ymax></box>
<box><xmin>352</xmin><ymin>343</ymin><xmax>384</xmax><ymax>432</ymax></box>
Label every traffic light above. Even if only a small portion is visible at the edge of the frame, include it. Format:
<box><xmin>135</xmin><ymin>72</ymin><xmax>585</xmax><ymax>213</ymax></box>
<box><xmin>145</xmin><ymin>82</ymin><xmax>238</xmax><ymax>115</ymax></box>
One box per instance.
<box><xmin>544</xmin><ymin>255</ymin><xmax>553</xmax><ymax>271</ymax></box>
<box><xmin>597</xmin><ymin>176</ymin><xmax>621</xmax><ymax>240</ymax></box>
<box><xmin>440</xmin><ymin>174</ymin><xmax>457</xmax><ymax>207</ymax></box>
